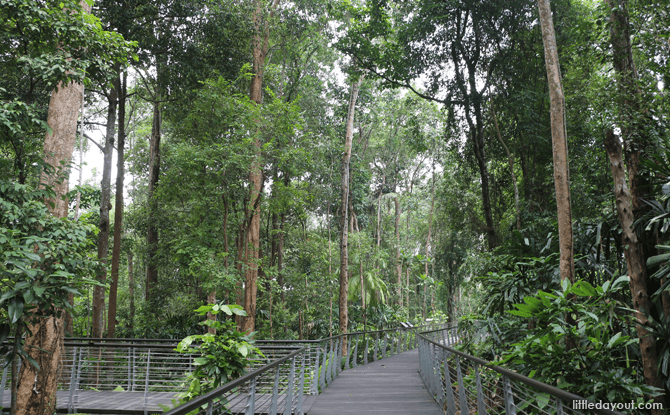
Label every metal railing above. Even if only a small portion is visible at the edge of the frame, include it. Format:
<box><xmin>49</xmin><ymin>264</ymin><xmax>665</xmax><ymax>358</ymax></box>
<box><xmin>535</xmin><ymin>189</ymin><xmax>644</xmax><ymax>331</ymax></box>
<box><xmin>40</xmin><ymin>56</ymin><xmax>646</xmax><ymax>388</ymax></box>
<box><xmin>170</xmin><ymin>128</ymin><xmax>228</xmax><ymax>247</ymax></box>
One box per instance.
<box><xmin>418</xmin><ymin>327</ymin><xmax>626</xmax><ymax>415</ymax></box>
<box><xmin>0</xmin><ymin>342</ymin><xmax>305</xmax><ymax>415</ymax></box>
<box><xmin>162</xmin><ymin>322</ymin><xmax>448</xmax><ymax>415</ymax></box>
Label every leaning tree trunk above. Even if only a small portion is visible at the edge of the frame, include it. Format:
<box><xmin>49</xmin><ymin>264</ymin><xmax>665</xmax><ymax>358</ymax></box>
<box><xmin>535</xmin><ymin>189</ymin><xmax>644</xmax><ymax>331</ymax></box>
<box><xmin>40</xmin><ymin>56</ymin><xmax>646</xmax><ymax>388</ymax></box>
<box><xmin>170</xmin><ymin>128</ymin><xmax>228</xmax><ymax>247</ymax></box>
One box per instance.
<box><xmin>604</xmin><ymin>130</ymin><xmax>664</xmax><ymax>412</ymax></box>
<box><xmin>17</xmin><ymin>4</ymin><xmax>92</xmax><ymax>414</ymax></box>
<box><xmin>108</xmin><ymin>71</ymin><xmax>127</xmax><ymax>339</ymax></box>
<box><xmin>340</xmin><ymin>74</ymin><xmax>365</xmax><ymax>352</ymax></box>
<box><xmin>92</xmin><ymin>72</ymin><xmax>119</xmax><ymax>339</ymax></box>
<box><xmin>538</xmin><ymin>0</ymin><xmax>575</xmax><ymax>284</ymax></box>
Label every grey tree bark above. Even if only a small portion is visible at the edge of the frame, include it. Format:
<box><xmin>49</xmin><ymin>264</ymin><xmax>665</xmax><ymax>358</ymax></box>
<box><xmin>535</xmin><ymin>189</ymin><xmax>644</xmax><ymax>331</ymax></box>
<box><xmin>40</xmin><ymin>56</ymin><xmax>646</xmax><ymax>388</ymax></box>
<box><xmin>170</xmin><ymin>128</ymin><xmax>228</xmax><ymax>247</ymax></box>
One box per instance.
<box><xmin>538</xmin><ymin>0</ymin><xmax>575</xmax><ymax>284</ymax></box>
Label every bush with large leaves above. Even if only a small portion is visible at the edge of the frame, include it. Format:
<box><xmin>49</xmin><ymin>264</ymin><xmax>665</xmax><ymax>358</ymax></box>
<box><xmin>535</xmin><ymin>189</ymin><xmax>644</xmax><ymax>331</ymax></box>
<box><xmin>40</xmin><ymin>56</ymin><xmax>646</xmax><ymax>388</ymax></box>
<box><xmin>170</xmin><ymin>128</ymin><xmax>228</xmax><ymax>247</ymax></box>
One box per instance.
<box><xmin>500</xmin><ymin>278</ymin><xmax>662</xmax><ymax>405</ymax></box>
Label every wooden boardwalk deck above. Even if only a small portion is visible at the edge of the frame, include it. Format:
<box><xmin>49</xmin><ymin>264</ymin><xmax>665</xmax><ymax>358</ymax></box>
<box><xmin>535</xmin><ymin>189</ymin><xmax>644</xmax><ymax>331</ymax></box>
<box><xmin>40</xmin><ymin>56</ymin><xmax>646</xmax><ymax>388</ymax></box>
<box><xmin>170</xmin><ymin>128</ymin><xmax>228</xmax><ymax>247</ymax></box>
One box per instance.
<box><xmin>1</xmin><ymin>391</ymin><xmax>316</xmax><ymax>414</ymax></box>
<box><xmin>307</xmin><ymin>349</ymin><xmax>443</xmax><ymax>415</ymax></box>
<box><xmin>1</xmin><ymin>390</ymin><xmax>181</xmax><ymax>414</ymax></box>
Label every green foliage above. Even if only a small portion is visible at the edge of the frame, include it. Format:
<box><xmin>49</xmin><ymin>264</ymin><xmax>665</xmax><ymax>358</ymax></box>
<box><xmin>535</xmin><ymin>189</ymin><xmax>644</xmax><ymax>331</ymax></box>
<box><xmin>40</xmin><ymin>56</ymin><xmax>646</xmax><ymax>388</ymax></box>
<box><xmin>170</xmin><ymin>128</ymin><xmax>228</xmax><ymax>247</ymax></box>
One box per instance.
<box><xmin>499</xmin><ymin>278</ymin><xmax>661</xmax><ymax>403</ymax></box>
<box><xmin>0</xmin><ymin>180</ymin><xmax>100</xmax><ymax>367</ymax></box>
<box><xmin>175</xmin><ymin>303</ymin><xmax>260</xmax><ymax>402</ymax></box>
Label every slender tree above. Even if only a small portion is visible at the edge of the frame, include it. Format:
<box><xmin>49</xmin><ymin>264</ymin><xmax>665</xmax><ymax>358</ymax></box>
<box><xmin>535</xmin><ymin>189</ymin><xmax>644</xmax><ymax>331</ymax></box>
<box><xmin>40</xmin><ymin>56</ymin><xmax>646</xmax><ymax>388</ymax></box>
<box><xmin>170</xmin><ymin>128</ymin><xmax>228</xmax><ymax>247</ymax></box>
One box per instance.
<box><xmin>108</xmin><ymin>71</ymin><xmax>127</xmax><ymax>339</ymax></box>
<box><xmin>537</xmin><ymin>0</ymin><xmax>574</xmax><ymax>283</ymax></box>
<box><xmin>340</xmin><ymin>73</ymin><xmax>365</xmax><ymax>348</ymax></box>
<box><xmin>92</xmin><ymin>69</ymin><xmax>119</xmax><ymax>338</ymax></box>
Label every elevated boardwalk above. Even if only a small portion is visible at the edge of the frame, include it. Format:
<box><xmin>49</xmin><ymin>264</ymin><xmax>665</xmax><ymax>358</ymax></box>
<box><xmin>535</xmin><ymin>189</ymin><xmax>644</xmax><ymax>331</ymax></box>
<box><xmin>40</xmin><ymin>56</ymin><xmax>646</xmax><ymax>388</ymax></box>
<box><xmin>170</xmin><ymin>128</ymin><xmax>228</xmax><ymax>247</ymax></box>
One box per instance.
<box><xmin>307</xmin><ymin>349</ymin><xmax>442</xmax><ymax>415</ymax></box>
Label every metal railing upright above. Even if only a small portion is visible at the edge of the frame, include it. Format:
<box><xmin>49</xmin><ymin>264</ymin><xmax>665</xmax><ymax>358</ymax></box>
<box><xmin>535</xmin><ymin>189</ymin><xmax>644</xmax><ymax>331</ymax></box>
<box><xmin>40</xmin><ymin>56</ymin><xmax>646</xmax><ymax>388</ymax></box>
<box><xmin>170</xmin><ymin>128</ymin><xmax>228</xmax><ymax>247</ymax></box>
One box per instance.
<box><xmin>418</xmin><ymin>327</ymin><xmax>627</xmax><ymax>415</ymax></box>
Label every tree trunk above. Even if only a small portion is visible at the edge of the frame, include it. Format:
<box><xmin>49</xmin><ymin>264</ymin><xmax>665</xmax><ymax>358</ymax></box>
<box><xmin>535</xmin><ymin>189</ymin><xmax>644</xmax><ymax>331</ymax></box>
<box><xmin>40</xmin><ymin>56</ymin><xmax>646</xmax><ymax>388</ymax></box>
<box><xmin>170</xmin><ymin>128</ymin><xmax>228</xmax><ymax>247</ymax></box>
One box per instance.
<box><xmin>424</xmin><ymin>161</ymin><xmax>436</xmax><ymax>319</ymax></box>
<box><xmin>490</xmin><ymin>98</ymin><xmax>521</xmax><ymax>230</ymax></box>
<box><xmin>327</xmin><ymin>203</ymin><xmax>333</xmax><ymax>337</ymax></box>
<box><xmin>470</xmin><ymin>127</ymin><xmax>497</xmax><ymax>250</ymax></box>
<box><xmin>604</xmin><ymin>130</ymin><xmax>665</xmax><ymax>412</ymax></box>
<box><xmin>340</xmin><ymin>74</ymin><xmax>365</xmax><ymax>351</ymax></box>
<box><xmin>146</xmin><ymin>99</ymin><xmax>161</xmax><ymax>302</ymax></box>
<box><xmin>66</xmin><ymin>80</ymin><xmax>87</xmax><ymax>337</ymax></box>
<box><xmin>538</xmin><ymin>0</ymin><xmax>575</xmax><ymax>284</ymax></box>
<box><xmin>108</xmin><ymin>71</ymin><xmax>126</xmax><ymax>339</ymax></box>
<box><xmin>15</xmin><ymin>314</ymin><xmax>63</xmax><ymax>415</ymax></box>
<box><xmin>205</xmin><ymin>287</ymin><xmax>217</xmax><ymax>334</ymax></box>
<box><xmin>395</xmin><ymin>196</ymin><xmax>402</xmax><ymax>307</ymax></box>
<box><xmin>128</xmin><ymin>251</ymin><xmax>134</xmax><ymax>332</ymax></box>
<box><xmin>92</xmin><ymin>72</ymin><xmax>119</xmax><ymax>338</ymax></box>
<box><xmin>240</xmin><ymin>0</ymin><xmax>278</xmax><ymax>334</ymax></box>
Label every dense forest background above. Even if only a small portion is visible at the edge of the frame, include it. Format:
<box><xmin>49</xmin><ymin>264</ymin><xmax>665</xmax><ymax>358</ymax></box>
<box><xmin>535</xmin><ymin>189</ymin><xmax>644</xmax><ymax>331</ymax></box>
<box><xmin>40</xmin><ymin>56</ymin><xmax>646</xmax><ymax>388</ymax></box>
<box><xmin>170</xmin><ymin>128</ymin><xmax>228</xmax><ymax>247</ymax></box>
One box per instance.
<box><xmin>2</xmin><ymin>0</ymin><xmax>670</xmax><ymax>412</ymax></box>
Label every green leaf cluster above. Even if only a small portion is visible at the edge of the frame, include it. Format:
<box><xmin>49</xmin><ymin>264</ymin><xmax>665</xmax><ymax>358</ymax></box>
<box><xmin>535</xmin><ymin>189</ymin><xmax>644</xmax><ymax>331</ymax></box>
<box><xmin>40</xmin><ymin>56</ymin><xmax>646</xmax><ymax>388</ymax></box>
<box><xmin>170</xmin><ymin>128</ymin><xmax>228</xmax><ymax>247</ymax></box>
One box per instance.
<box><xmin>174</xmin><ymin>303</ymin><xmax>261</xmax><ymax>402</ymax></box>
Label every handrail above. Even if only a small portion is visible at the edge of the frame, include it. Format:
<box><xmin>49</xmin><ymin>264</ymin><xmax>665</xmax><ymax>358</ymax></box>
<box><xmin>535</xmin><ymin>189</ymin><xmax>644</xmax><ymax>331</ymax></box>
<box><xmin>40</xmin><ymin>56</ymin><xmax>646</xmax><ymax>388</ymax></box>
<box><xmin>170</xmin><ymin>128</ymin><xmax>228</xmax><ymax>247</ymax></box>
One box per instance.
<box><xmin>418</xmin><ymin>327</ymin><xmax>626</xmax><ymax>415</ymax></box>
<box><xmin>150</xmin><ymin>322</ymin><xmax>447</xmax><ymax>415</ymax></box>
<box><xmin>162</xmin><ymin>347</ymin><xmax>306</xmax><ymax>415</ymax></box>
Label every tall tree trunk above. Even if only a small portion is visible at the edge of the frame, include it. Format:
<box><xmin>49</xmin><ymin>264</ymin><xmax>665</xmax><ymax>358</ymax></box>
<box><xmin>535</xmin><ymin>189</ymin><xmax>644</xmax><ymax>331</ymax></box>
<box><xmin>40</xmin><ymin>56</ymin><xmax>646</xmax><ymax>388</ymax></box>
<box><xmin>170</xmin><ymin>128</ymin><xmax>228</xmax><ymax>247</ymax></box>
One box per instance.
<box><xmin>108</xmin><ymin>71</ymin><xmax>127</xmax><ymax>339</ymax></box>
<box><xmin>146</xmin><ymin>99</ymin><xmax>161</xmax><ymax>302</ymax></box>
<box><xmin>128</xmin><ymin>251</ymin><xmax>134</xmax><ymax>332</ymax></box>
<box><xmin>327</xmin><ymin>203</ymin><xmax>333</xmax><ymax>337</ymax></box>
<box><xmin>240</xmin><ymin>0</ymin><xmax>278</xmax><ymax>333</ymax></box>
<box><xmin>18</xmin><ymin>0</ymin><xmax>92</xmax><ymax>404</ymax></box>
<box><xmin>340</xmin><ymin>74</ymin><xmax>365</xmax><ymax>351</ymax></box>
<box><xmin>538</xmin><ymin>0</ymin><xmax>575</xmax><ymax>284</ymax></box>
<box><xmin>605</xmin><ymin>0</ymin><xmax>664</xmax><ymax>407</ymax></box>
<box><xmin>471</xmin><ymin>127</ymin><xmax>497</xmax><ymax>250</ymax></box>
<box><xmin>92</xmin><ymin>72</ymin><xmax>119</xmax><ymax>338</ymax></box>
<box><xmin>424</xmin><ymin>161</ymin><xmax>436</xmax><ymax>319</ymax></box>
<box><xmin>395</xmin><ymin>196</ymin><xmax>402</xmax><ymax>307</ymax></box>
<box><xmin>604</xmin><ymin>130</ymin><xmax>665</xmax><ymax>412</ymax></box>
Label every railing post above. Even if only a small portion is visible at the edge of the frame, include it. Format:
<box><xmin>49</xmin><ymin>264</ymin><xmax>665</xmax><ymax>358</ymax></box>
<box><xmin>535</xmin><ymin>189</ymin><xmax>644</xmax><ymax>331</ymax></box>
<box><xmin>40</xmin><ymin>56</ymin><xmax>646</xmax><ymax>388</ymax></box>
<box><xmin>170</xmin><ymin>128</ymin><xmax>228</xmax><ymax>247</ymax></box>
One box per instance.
<box><xmin>455</xmin><ymin>356</ymin><xmax>469</xmax><ymax>414</ymax></box>
<box><xmin>296</xmin><ymin>353</ymin><xmax>305</xmax><ymax>415</ymax></box>
<box><xmin>132</xmin><ymin>347</ymin><xmax>136</xmax><ymax>391</ymax></box>
<box><xmin>556</xmin><ymin>398</ymin><xmax>565</xmax><ymax>415</ymax></box>
<box><xmin>245</xmin><ymin>377</ymin><xmax>256</xmax><ymax>415</ymax></box>
<box><xmin>320</xmin><ymin>341</ymin><xmax>327</xmax><ymax>389</ymax></box>
<box><xmin>436</xmin><ymin>348</ymin><xmax>445</xmax><ymax>407</ymax></box>
<box><xmin>352</xmin><ymin>335</ymin><xmax>359</xmax><ymax>368</ymax></box>
<box><xmin>338</xmin><ymin>336</ymin><xmax>344</xmax><ymax>374</ymax></box>
<box><xmin>74</xmin><ymin>347</ymin><xmax>84</xmax><ymax>408</ymax></box>
<box><xmin>503</xmin><ymin>375</ymin><xmax>517</xmax><ymax>415</ymax></box>
<box><xmin>475</xmin><ymin>364</ymin><xmax>486</xmax><ymax>415</ymax></box>
<box><xmin>389</xmin><ymin>331</ymin><xmax>395</xmax><ymax>356</ymax></box>
<box><xmin>270</xmin><ymin>365</ymin><xmax>281</xmax><ymax>415</ymax></box>
<box><xmin>67</xmin><ymin>347</ymin><xmax>79</xmax><ymax>414</ymax></box>
<box><xmin>313</xmin><ymin>345</ymin><xmax>320</xmax><ymax>394</ymax></box>
<box><xmin>143</xmin><ymin>349</ymin><xmax>151</xmax><ymax>415</ymax></box>
<box><xmin>325</xmin><ymin>341</ymin><xmax>332</xmax><ymax>385</ymax></box>
<box><xmin>381</xmin><ymin>333</ymin><xmax>387</xmax><ymax>359</ymax></box>
<box><xmin>127</xmin><ymin>347</ymin><xmax>131</xmax><ymax>392</ymax></box>
<box><xmin>444</xmin><ymin>352</ymin><xmax>456</xmax><ymax>415</ymax></box>
<box><xmin>431</xmin><ymin>343</ymin><xmax>439</xmax><ymax>398</ymax></box>
<box><xmin>283</xmin><ymin>357</ymin><xmax>296</xmax><ymax>415</ymax></box>
<box><xmin>0</xmin><ymin>361</ymin><xmax>7</xmax><ymax>408</ymax></box>
<box><xmin>363</xmin><ymin>336</ymin><xmax>369</xmax><ymax>365</ymax></box>
<box><xmin>373</xmin><ymin>332</ymin><xmax>378</xmax><ymax>361</ymax></box>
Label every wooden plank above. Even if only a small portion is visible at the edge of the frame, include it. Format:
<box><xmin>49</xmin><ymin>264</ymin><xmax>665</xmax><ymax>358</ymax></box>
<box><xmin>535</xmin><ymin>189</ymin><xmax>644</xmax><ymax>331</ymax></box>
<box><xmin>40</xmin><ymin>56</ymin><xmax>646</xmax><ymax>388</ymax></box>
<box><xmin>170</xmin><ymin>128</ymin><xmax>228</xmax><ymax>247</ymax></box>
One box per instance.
<box><xmin>307</xmin><ymin>350</ymin><xmax>444</xmax><ymax>415</ymax></box>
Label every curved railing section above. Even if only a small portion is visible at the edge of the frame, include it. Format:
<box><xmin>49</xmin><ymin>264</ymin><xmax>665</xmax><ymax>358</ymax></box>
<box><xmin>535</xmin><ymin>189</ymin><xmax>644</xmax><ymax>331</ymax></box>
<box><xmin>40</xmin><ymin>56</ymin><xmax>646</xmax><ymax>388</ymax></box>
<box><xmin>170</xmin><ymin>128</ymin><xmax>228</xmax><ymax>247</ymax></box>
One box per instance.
<box><xmin>418</xmin><ymin>327</ymin><xmax>626</xmax><ymax>415</ymax></box>
<box><xmin>160</xmin><ymin>322</ymin><xmax>447</xmax><ymax>415</ymax></box>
